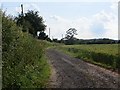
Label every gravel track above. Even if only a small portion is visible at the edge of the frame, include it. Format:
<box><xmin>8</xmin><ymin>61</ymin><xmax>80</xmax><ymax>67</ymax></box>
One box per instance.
<box><xmin>46</xmin><ymin>48</ymin><xmax>120</xmax><ymax>88</ymax></box>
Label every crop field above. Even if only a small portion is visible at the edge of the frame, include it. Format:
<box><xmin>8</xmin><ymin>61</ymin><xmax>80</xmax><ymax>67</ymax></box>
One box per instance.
<box><xmin>58</xmin><ymin>44</ymin><xmax>120</xmax><ymax>71</ymax></box>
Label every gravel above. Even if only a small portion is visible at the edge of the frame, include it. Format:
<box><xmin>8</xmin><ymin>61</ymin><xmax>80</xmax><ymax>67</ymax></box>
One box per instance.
<box><xmin>46</xmin><ymin>48</ymin><xmax>120</xmax><ymax>88</ymax></box>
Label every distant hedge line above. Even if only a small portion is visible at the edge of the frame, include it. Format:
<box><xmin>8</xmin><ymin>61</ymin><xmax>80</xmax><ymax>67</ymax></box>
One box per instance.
<box><xmin>2</xmin><ymin>12</ymin><xmax>50</xmax><ymax>88</ymax></box>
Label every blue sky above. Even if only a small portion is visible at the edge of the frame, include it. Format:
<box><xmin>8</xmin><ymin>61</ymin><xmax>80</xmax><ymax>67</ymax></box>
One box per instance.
<box><xmin>1</xmin><ymin>1</ymin><xmax>118</xmax><ymax>40</ymax></box>
<box><xmin>2</xmin><ymin>2</ymin><xmax>111</xmax><ymax>18</ymax></box>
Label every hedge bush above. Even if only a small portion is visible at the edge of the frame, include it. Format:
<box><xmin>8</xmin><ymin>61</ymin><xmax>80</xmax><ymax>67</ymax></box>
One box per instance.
<box><xmin>2</xmin><ymin>12</ymin><xmax>50</xmax><ymax>88</ymax></box>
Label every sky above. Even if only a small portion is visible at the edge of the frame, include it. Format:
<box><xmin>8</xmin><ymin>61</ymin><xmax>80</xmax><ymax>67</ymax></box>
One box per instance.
<box><xmin>1</xmin><ymin>1</ymin><xmax>119</xmax><ymax>40</ymax></box>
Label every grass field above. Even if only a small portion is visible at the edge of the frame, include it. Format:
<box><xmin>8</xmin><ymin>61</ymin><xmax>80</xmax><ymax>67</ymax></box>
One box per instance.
<box><xmin>58</xmin><ymin>44</ymin><xmax>120</xmax><ymax>71</ymax></box>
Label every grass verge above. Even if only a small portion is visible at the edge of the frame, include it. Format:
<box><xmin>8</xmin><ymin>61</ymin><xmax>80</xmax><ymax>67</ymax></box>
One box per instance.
<box><xmin>56</xmin><ymin>45</ymin><xmax>119</xmax><ymax>73</ymax></box>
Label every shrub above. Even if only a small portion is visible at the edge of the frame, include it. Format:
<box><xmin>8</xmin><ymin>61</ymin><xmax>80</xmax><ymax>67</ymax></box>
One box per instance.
<box><xmin>2</xmin><ymin>12</ymin><xmax>50</xmax><ymax>88</ymax></box>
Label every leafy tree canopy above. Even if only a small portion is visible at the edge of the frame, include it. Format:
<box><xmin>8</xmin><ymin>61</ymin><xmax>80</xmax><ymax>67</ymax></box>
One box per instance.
<box><xmin>65</xmin><ymin>28</ymin><xmax>77</xmax><ymax>40</ymax></box>
<box><xmin>15</xmin><ymin>10</ymin><xmax>46</xmax><ymax>37</ymax></box>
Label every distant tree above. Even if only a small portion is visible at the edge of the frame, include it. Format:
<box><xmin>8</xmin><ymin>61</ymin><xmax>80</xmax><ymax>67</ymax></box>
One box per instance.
<box><xmin>65</xmin><ymin>28</ymin><xmax>77</xmax><ymax>40</ymax></box>
<box><xmin>46</xmin><ymin>37</ymin><xmax>52</xmax><ymax>42</ymax></box>
<box><xmin>38</xmin><ymin>31</ymin><xmax>48</xmax><ymax>40</ymax></box>
<box><xmin>53</xmin><ymin>39</ymin><xmax>58</xmax><ymax>43</ymax></box>
<box><xmin>64</xmin><ymin>28</ymin><xmax>77</xmax><ymax>45</ymax></box>
<box><xmin>118</xmin><ymin>40</ymin><xmax>120</xmax><ymax>43</ymax></box>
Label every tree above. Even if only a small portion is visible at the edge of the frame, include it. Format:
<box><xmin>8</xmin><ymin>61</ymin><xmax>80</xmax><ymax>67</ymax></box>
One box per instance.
<box><xmin>65</xmin><ymin>28</ymin><xmax>77</xmax><ymax>40</ymax></box>
<box><xmin>53</xmin><ymin>38</ymin><xmax>58</xmax><ymax>43</ymax></box>
<box><xmin>38</xmin><ymin>31</ymin><xmax>48</xmax><ymax>40</ymax></box>
<box><xmin>15</xmin><ymin>10</ymin><xmax>46</xmax><ymax>37</ymax></box>
<box><xmin>64</xmin><ymin>28</ymin><xmax>77</xmax><ymax>45</ymax></box>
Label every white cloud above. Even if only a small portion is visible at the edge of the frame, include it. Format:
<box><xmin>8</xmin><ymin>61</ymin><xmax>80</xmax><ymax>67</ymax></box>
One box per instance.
<box><xmin>3</xmin><ymin>2</ymin><xmax>118</xmax><ymax>40</ymax></box>
<box><xmin>6</xmin><ymin>3</ymin><xmax>41</xmax><ymax>16</ymax></box>
<box><xmin>94</xmin><ymin>3</ymin><xmax>118</xmax><ymax>40</ymax></box>
<box><xmin>92</xmin><ymin>7</ymin><xmax>118</xmax><ymax>39</ymax></box>
<box><xmin>46</xmin><ymin>15</ymin><xmax>94</xmax><ymax>39</ymax></box>
<box><xmin>45</xmin><ymin>2</ymin><xmax>118</xmax><ymax>40</ymax></box>
<box><xmin>45</xmin><ymin>15</ymin><xmax>71</xmax><ymax>39</ymax></box>
<box><xmin>14</xmin><ymin>4</ymin><xmax>31</xmax><ymax>15</ymax></box>
<box><xmin>110</xmin><ymin>2</ymin><xmax>118</xmax><ymax>12</ymax></box>
<box><xmin>20</xmin><ymin>3</ymin><xmax>40</xmax><ymax>13</ymax></box>
<box><xmin>15</xmin><ymin>6</ymin><xmax>21</xmax><ymax>14</ymax></box>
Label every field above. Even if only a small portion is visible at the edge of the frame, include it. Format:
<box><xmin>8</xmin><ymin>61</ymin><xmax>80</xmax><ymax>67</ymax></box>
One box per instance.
<box><xmin>58</xmin><ymin>44</ymin><xmax>120</xmax><ymax>71</ymax></box>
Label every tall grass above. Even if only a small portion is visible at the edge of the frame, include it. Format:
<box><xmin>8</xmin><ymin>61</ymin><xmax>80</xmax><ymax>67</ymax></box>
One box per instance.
<box><xmin>58</xmin><ymin>44</ymin><xmax>119</xmax><ymax>71</ymax></box>
<box><xmin>2</xmin><ymin>12</ymin><xmax>51</xmax><ymax>88</ymax></box>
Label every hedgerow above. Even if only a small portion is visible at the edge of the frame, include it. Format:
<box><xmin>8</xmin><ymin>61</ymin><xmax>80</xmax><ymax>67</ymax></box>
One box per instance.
<box><xmin>2</xmin><ymin>12</ymin><xmax>50</xmax><ymax>88</ymax></box>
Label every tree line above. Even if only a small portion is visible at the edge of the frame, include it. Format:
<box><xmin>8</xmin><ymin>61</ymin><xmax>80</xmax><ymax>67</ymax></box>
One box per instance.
<box><xmin>52</xmin><ymin>28</ymin><xmax>119</xmax><ymax>45</ymax></box>
<box><xmin>53</xmin><ymin>38</ymin><xmax>119</xmax><ymax>45</ymax></box>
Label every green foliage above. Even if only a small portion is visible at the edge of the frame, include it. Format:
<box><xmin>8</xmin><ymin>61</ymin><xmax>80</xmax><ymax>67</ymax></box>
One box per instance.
<box><xmin>2</xmin><ymin>12</ymin><xmax>50</xmax><ymax>88</ymax></box>
<box><xmin>62</xmin><ymin>44</ymin><xmax>118</xmax><ymax>56</ymax></box>
<box><xmin>15</xmin><ymin>10</ymin><xmax>46</xmax><ymax>37</ymax></box>
<box><xmin>64</xmin><ymin>28</ymin><xmax>77</xmax><ymax>45</ymax></box>
<box><xmin>58</xmin><ymin>44</ymin><xmax>119</xmax><ymax>71</ymax></box>
<box><xmin>65</xmin><ymin>28</ymin><xmax>77</xmax><ymax>40</ymax></box>
<box><xmin>62</xmin><ymin>38</ymin><xmax>118</xmax><ymax>45</ymax></box>
<box><xmin>38</xmin><ymin>31</ymin><xmax>48</xmax><ymax>40</ymax></box>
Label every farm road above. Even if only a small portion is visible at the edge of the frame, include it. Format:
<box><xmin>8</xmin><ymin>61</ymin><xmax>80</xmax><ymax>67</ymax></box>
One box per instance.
<box><xmin>46</xmin><ymin>48</ymin><xmax>120</xmax><ymax>88</ymax></box>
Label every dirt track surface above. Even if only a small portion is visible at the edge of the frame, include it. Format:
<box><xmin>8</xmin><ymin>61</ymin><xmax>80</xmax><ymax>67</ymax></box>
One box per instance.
<box><xmin>46</xmin><ymin>48</ymin><xmax>120</xmax><ymax>88</ymax></box>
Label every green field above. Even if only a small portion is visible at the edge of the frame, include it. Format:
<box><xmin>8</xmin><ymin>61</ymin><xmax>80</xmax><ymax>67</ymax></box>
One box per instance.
<box><xmin>58</xmin><ymin>44</ymin><xmax>120</xmax><ymax>71</ymax></box>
